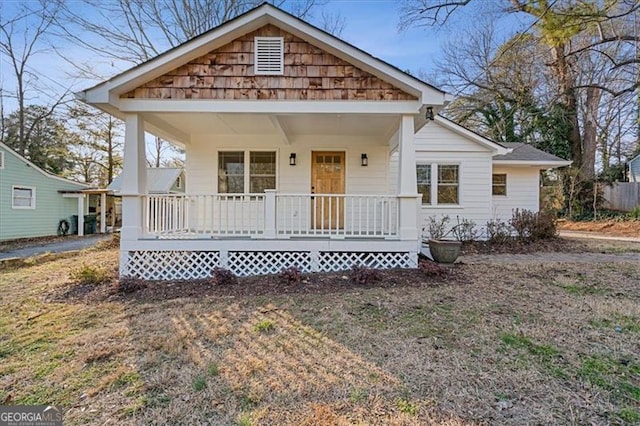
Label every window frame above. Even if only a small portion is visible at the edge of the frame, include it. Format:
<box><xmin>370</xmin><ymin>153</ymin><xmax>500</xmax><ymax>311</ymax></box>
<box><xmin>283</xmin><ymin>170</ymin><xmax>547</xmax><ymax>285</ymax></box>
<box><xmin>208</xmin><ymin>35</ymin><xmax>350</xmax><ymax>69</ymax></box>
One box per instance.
<box><xmin>12</xmin><ymin>185</ymin><xmax>36</xmax><ymax>209</ymax></box>
<box><xmin>437</xmin><ymin>164</ymin><xmax>460</xmax><ymax>205</ymax></box>
<box><xmin>492</xmin><ymin>173</ymin><xmax>507</xmax><ymax>196</ymax></box>
<box><xmin>416</xmin><ymin>164</ymin><xmax>431</xmax><ymax>205</ymax></box>
<box><xmin>416</xmin><ymin>163</ymin><xmax>462</xmax><ymax>207</ymax></box>
<box><xmin>217</xmin><ymin>150</ymin><xmax>278</xmax><ymax>194</ymax></box>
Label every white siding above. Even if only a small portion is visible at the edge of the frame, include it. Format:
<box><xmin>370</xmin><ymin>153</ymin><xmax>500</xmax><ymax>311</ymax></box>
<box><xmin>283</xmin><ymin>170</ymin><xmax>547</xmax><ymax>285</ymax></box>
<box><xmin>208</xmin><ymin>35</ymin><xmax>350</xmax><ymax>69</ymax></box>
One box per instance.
<box><xmin>491</xmin><ymin>166</ymin><xmax>541</xmax><ymax>221</ymax></box>
<box><xmin>411</xmin><ymin>122</ymin><xmax>494</xmax><ymax>238</ymax></box>
<box><xmin>187</xmin><ymin>133</ymin><xmax>390</xmax><ymax>195</ymax></box>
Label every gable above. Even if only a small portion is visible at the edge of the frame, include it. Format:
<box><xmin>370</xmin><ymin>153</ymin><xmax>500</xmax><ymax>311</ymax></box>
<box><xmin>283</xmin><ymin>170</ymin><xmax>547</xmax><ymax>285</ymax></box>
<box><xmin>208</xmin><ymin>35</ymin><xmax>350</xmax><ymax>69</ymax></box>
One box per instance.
<box><xmin>121</xmin><ymin>25</ymin><xmax>417</xmax><ymax>102</ymax></box>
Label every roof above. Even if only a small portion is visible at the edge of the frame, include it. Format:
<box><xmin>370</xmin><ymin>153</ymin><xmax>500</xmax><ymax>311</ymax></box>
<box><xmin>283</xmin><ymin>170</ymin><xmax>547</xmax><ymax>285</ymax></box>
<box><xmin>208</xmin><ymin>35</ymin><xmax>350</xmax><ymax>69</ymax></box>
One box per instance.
<box><xmin>78</xmin><ymin>3</ymin><xmax>449</xmax><ymax>108</ymax></box>
<box><xmin>493</xmin><ymin>143</ymin><xmax>572</xmax><ymax>167</ymax></box>
<box><xmin>0</xmin><ymin>141</ymin><xmax>89</xmax><ymax>188</ymax></box>
<box><xmin>108</xmin><ymin>168</ymin><xmax>183</xmax><ymax>193</ymax></box>
<box><xmin>434</xmin><ymin>116</ymin><xmax>510</xmax><ymax>155</ymax></box>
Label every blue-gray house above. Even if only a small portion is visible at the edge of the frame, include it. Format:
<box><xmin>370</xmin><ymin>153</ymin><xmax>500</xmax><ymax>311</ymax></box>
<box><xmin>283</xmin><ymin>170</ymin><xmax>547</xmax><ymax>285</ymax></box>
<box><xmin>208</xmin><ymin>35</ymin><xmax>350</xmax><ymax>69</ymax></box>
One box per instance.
<box><xmin>0</xmin><ymin>142</ymin><xmax>89</xmax><ymax>241</ymax></box>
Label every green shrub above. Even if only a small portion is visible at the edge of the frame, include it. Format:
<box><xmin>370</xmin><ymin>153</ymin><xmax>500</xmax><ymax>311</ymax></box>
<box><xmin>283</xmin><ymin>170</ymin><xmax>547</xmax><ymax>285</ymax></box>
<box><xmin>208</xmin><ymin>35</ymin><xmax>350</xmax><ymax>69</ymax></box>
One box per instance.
<box><xmin>69</xmin><ymin>264</ymin><xmax>113</xmax><ymax>285</ymax></box>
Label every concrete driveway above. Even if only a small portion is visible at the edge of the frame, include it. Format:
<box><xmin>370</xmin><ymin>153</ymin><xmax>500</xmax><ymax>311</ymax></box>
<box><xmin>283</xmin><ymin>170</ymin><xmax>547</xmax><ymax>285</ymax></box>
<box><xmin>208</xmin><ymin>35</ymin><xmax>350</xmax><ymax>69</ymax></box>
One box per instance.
<box><xmin>0</xmin><ymin>234</ymin><xmax>111</xmax><ymax>260</ymax></box>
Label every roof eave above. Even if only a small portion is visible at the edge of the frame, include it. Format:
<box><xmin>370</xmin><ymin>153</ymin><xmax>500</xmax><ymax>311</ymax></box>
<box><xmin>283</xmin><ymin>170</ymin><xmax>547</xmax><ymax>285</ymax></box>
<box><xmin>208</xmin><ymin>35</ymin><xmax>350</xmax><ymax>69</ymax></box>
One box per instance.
<box><xmin>493</xmin><ymin>160</ymin><xmax>573</xmax><ymax>169</ymax></box>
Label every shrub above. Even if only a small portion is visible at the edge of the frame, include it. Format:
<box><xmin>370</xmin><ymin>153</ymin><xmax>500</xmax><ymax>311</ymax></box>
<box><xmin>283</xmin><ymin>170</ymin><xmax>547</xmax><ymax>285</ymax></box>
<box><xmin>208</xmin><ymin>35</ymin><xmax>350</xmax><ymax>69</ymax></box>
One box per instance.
<box><xmin>210</xmin><ymin>267</ymin><xmax>237</xmax><ymax>286</ymax></box>
<box><xmin>116</xmin><ymin>276</ymin><xmax>147</xmax><ymax>294</ymax></box>
<box><xmin>630</xmin><ymin>206</ymin><xmax>640</xmax><ymax>220</ymax></box>
<box><xmin>510</xmin><ymin>209</ymin><xmax>557</xmax><ymax>242</ymax></box>
<box><xmin>69</xmin><ymin>264</ymin><xmax>113</xmax><ymax>285</ymax></box>
<box><xmin>349</xmin><ymin>265</ymin><xmax>381</xmax><ymax>285</ymax></box>
<box><xmin>253</xmin><ymin>319</ymin><xmax>275</xmax><ymax>333</ymax></box>
<box><xmin>418</xmin><ymin>259</ymin><xmax>447</xmax><ymax>277</ymax></box>
<box><xmin>452</xmin><ymin>216</ymin><xmax>478</xmax><ymax>242</ymax></box>
<box><xmin>277</xmin><ymin>266</ymin><xmax>302</xmax><ymax>284</ymax></box>
<box><xmin>485</xmin><ymin>219</ymin><xmax>512</xmax><ymax>244</ymax></box>
<box><xmin>425</xmin><ymin>215</ymin><xmax>450</xmax><ymax>240</ymax></box>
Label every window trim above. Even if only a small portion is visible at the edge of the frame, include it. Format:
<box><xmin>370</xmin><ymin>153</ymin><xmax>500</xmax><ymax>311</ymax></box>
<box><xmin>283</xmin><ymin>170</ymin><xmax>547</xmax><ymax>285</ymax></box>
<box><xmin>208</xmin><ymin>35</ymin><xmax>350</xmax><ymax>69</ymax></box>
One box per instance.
<box><xmin>492</xmin><ymin>173</ymin><xmax>507</xmax><ymax>196</ymax></box>
<box><xmin>12</xmin><ymin>185</ymin><xmax>36</xmax><ymax>209</ymax></box>
<box><xmin>254</xmin><ymin>37</ymin><xmax>284</xmax><ymax>76</ymax></box>
<box><xmin>416</xmin><ymin>163</ymin><xmax>462</xmax><ymax>206</ymax></box>
<box><xmin>217</xmin><ymin>150</ymin><xmax>278</xmax><ymax>194</ymax></box>
<box><xmin>416</xmin><ymin>164</ymin><xmax>431</xmax><ymax>205</ymax></box>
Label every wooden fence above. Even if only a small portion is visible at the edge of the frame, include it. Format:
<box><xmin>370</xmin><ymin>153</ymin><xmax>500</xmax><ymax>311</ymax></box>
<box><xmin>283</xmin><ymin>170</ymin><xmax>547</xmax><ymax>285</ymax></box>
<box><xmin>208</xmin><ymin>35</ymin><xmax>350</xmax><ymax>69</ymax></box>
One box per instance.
<box><xmin>602</xmin><ymin>182</ymin><xmax>640</xmax><ymax>212</ymax></box>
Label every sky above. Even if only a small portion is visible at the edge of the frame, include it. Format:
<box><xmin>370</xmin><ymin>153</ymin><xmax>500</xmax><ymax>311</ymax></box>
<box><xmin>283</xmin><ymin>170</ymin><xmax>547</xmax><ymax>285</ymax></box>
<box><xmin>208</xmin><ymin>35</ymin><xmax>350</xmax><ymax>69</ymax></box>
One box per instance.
<box><xmin>0</xmin><ymin>0</ymin><xmax>531</xmax><ymax>114</ymax></box>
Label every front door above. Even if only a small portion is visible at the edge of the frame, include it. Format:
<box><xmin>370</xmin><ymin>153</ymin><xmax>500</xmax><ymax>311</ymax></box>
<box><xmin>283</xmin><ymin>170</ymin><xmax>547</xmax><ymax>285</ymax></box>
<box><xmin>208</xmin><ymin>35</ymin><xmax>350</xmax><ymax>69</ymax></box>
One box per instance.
<box><xmin>311</xmin><ymin>151</ymin><xmax>345</xmax><ymax>230</ymax></box>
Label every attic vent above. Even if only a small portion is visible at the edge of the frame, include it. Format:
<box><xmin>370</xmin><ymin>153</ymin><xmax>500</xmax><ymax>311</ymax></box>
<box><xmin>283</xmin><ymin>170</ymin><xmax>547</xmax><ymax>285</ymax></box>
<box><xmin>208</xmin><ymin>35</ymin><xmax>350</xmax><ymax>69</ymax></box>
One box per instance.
<box><xmin>254</xmin><ymin>37</ymin><xmax>284</xmax><ymax>75</ymax></box>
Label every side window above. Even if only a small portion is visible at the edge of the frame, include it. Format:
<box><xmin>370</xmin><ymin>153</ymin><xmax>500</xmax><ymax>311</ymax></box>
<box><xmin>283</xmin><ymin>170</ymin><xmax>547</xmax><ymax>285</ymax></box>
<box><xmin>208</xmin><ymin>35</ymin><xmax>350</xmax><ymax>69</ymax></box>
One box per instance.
<box><xmin>492</xmin><ymin>174</ymin><xmax>507</xmax><ymax>196</ymax></box>
<box><xmin>437</xmin><ymin>165</ymin><xmax>459</xmax><ymax>204</ymax></box>
<box><xmin>12</xmin><ymin>186</ymin><xmax>36</xmax><ymax>209</ymax></box>
<box><xmin>416</xmin><ymin>164</ymin><xmax>431</xmax><ymax>204</ymax></box>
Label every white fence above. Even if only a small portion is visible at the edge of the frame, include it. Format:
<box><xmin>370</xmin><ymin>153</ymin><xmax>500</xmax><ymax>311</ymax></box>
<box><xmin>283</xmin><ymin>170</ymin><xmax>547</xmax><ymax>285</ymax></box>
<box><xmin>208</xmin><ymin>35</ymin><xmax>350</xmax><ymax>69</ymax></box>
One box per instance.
<box><xmin>143</xmin><ymin>192</ymin><xmax>399</xmax><ymax>239</ymax></box>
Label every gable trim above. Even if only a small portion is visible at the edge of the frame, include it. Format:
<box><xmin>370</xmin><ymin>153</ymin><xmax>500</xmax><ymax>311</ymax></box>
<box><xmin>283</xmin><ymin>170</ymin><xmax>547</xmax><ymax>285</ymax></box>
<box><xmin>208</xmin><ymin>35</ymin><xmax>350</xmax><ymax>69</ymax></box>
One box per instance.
<box><xmin>433</xmin><ymin>116</ymin><xmax>510</xmax><ymax>154</ymax></box>
<box><xmin>0</xmin><ymin>142</ymin><xmax>89</xmax><ymax>188</ymax></box>
<box><xmin>79</xmin><ymin>4</ymin><xmax>447</xmax><ymax>107</ymax></box>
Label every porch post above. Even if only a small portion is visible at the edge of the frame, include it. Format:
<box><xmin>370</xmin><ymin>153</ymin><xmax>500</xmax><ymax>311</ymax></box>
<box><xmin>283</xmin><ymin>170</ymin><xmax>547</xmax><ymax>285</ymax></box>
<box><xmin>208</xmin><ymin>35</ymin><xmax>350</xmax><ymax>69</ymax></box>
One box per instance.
<box><xmin>397</xmin><ymin>114</ymin><xmax>419</xmax><ymax>241</ymax></box>
<box><xmin>100</xmin><ymin>192</ymin><xmax>107</xmax><ymax>233</ymax></box>
<box><xmin>264</xmin><ymin>189</ymin><xmax>277</xmax><ymax>239</ymax></box>
<box><xmin>120</xmin><ymin>113</ymin><xmax>147</xmax><ymax>274</ymax></box>
<box><xmin>77</xmin><ymin>195</ymin><xmax>85</xmax><ymax>237</ymax></box>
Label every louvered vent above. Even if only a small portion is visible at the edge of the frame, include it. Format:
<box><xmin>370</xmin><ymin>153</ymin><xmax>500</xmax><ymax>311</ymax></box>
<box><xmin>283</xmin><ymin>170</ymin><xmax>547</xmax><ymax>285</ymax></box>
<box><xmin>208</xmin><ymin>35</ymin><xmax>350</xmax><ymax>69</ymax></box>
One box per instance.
<box><xmin>254</xmin><ymin>37</ymin><xmax>284</xmax><ymax>75</ymax></box>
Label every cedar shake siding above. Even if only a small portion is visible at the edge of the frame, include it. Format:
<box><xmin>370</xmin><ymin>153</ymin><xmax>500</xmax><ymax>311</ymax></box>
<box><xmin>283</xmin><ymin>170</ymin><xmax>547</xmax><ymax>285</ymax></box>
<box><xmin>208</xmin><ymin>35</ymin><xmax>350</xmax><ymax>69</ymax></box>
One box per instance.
<box><xmin>121</xmin><ymin>25</ymin><xmax>417</xmax><ymax>101</ymax></box>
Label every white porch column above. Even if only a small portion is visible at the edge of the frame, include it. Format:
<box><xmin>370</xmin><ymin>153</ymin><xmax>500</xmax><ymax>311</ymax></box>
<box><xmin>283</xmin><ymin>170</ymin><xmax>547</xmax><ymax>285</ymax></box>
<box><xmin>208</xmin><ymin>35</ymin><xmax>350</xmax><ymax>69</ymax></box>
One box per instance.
<box><xmin>264</xmin><ymin>189</ymin><xmax>277</xmax><ymax>239</ymax></box>
<box><xmin>120</xmin><ymin>114</ymin><xmax>147</xmax><ymax>274</ymax></box>
<box><xmin>77</xmin><ymin>195</ymin><xmax>85</xmax><ymax>237</ymax></box>
<box><xmin>397</xmin><ymin>114</ymin><xmax>419</xmax><ymax>241</ymax></box>
<box><xmin>100</xmin><ymin>192</ymin><xmax>107</xmax><ymax>233</ymax></box>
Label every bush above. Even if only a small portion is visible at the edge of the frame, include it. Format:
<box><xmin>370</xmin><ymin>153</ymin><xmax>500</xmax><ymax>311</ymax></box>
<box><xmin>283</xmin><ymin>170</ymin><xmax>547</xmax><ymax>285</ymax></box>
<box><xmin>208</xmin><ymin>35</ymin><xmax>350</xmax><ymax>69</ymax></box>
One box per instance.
<box><xmin>452</xmin><ymin>216</ymin><xmax>478</xmax><ymax>242</ymax></box>
<box><xmin>116</xmin><ymin>276</ymin><xmax>147</xmax><ymax>293</ymax></box>
<box><xmin>277</xmin><ymin>266</ymin><xmax>302</xmax><ymax>284</ymax></box>
<box><xmin>629</xmin><ymin>206</ymin><xmax>640</xmax><ymax>220</ymax></box>
<box><xmin>425</xmin><ymin>215</ymin><xmax>450</xmax><ymax>240</ymax></box>
<box><xmin>510</xmin><ymin>209</ymin><xmax>557</xmax><ymax>242</ymax></box>
<box><xmin>210</xmin><ymin>267</ymin><xmax>237</xmax><ymax>286</ymax></box>
<box><xmin>418</xmin><ymin>259</ymin><xmax>447</xmax><ymax>277</ymax></box>
<box><xmin>485</xmin><ymin>219</ymin><xmax>512</xmax><ymax>244</ymax></box>
<box><xmin>349</xmin><ymin>265</ymin><xmax>381</xmax><ymax>285</ymax></box>
<box><xmin>69</xmin><ymin>264</ymin><xmax>113</xmax><ymax>285</ymax></box>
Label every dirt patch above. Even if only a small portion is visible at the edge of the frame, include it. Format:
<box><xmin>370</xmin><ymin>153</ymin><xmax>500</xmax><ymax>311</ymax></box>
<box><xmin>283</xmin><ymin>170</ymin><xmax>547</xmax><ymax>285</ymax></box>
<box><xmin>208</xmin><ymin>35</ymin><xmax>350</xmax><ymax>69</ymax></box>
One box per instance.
<box><xmin>0</xmin><ymin>235</ymin><xmax>72</xmax><ymax>252</ymax></box>
<box><xmin>461</xmin><ymin>237</ymin><xmax>589</xmax><ymax>255</ymax></box>
<box><xmin>558</xmin><ymin>219</ymin><xmax>640</xmax><ymax>237</ymax></box>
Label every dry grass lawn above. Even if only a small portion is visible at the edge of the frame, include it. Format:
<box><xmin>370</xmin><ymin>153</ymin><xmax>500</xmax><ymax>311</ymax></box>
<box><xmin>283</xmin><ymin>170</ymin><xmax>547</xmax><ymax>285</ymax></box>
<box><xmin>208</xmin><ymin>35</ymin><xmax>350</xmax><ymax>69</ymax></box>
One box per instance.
<box><xmin>0</xmin><ymin>242</ymin><xmax>639</xmax><ymax>425</ymax></box>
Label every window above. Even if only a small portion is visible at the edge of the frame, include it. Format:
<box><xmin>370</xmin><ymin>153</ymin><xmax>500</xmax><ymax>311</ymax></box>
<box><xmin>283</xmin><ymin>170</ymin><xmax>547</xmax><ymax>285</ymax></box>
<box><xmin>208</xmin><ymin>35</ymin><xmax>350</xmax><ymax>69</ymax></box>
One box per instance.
<box><xmin>175</xmin><ymin>175</ymin><xmax>182</xmax><ymax>189</ymax></box>
<box><xmin>492</xmin><ymin>174</ymin><xmax>507</xmax><ymax>196</ymax></box>
<box><xmin>0</xmin><ymin>151</ymin><xmax>4</xmax><ymax>169</ymax></box>
<box><xmin>12</xmin><ymin>186</ymin><xmax>35</xmax><ymax>209</ymax></box>
<box><xmin>438</xmin><ymin>165</ymin><xmax>459</xmax><ymax>204</ymax></box>
<box><xmin>254</xmin><ymin>37</ymin><xmax>284</xmax><ymax>75</ymax></box>
<box><xmin>416</xmin><ymin>164</ymin><xmax>431</xmax><ymax>204</ymax></box>
<box><xmin>218</xmin><ymin>151</ymin><xmax>276</xmax><ymax>193</ymax></box>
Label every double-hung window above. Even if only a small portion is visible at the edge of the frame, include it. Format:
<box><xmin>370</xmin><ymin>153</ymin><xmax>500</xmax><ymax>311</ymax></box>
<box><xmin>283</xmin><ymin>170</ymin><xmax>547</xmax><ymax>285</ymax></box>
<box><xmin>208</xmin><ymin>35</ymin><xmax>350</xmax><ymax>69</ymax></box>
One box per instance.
<box><xmin>218</xmin><ymin>151</ymin><xmax>276</xmax><ymax>193</ymax></box>
<box><xmin>492</xmin><ymin>174</ymin><xmax>507</xmax><ymax>196</ymax></box>
<box><xmin>12</xmin><ymin>186</ymin><xmax>36</xmax><ymax>209</ymax></box>
<box><xmin>416</xmin><ymin>164</ymin><xmax>460</xmax><ymax>205</ymax></box>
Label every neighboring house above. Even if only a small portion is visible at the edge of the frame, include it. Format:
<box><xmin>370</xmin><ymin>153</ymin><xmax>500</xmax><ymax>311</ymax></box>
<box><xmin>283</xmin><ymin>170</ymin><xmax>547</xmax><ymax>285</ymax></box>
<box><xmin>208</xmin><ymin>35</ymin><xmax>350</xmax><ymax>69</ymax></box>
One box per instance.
<box><xmin>108</xmin><ymin>168</ymin><xmax>185</xmax><ymax>194</ymax></box>
<box><xmin>0</xmin><ymin>142</ymin><xmax>89</xmax><ymax>241</ymax></box>
<box><xmin>629</xmin><ymin>154</ymin><xmax>640</xmax><ymax>183</ymax></box>
<box><xmin>78</xmin><ymin>4</ymin><xmax>568</xmax><ymax>279</ymax></box>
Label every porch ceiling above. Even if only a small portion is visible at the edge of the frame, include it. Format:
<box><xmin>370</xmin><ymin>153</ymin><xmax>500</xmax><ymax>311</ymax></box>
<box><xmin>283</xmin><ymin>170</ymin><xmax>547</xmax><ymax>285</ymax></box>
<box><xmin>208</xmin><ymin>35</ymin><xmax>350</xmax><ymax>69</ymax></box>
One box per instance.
<box><xmin>146</xmin><ymin>112</ymin><xmax>400</xmax><ymax>143</ymax></box>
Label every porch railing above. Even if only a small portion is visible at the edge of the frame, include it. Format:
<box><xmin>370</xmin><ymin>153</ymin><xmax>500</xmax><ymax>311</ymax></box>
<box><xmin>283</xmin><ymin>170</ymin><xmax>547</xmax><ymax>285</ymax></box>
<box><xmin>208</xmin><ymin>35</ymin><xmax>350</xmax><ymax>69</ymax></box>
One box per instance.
<box><xmin>143</xmin><ymin>192</ymin><xmax>399</xmax><ymax>239</ymax></box>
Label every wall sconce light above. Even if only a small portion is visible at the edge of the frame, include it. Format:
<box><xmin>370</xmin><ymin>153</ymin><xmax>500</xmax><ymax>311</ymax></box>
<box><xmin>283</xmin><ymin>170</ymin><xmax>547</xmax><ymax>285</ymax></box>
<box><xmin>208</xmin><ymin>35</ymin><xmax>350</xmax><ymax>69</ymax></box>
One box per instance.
<box><xmin>425</xmin><ymin>106</ymin><xmax>434</xmax><ymax>121</ymax></box>
<box><xmin>361</xmin><ymin>153</ymin><xmax>368</xmax><ymax>167</ymax></box>
<box><xmin>289</xmin><ymin>153</ymin><xmax>296</xmax><ymax>166</ymax></box>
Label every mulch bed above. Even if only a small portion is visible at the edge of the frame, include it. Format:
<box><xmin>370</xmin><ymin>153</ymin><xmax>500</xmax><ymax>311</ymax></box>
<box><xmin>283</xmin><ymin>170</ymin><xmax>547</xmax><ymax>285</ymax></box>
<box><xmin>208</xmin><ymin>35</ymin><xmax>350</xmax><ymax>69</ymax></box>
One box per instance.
<box><xmin>461</xmin><ymin>237</ymin><xmax>589</xmax><ymax>255</ymax></box>
<box><xmin>52</xmin><ymin>261</ymin><xmax>462</xmax><ymax>304</ymax></box>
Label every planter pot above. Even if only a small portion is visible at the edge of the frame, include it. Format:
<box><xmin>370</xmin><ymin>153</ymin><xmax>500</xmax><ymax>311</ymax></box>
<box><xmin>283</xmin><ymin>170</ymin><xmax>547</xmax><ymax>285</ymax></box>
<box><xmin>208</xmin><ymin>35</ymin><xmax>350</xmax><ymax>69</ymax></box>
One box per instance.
<box><xmin>428</xmin><ymin>239</ymin><xmax>462</xmax><ymax>264</ymax></box>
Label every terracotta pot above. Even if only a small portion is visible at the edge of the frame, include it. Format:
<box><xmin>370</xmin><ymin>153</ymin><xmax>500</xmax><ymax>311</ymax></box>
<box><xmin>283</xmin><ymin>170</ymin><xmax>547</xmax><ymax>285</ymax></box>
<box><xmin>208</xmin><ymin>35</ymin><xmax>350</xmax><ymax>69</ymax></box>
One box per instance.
<box><xmin>428</xmin><ymin>239</ymin><xmax>462</xmax><ymax>264</ymax></box>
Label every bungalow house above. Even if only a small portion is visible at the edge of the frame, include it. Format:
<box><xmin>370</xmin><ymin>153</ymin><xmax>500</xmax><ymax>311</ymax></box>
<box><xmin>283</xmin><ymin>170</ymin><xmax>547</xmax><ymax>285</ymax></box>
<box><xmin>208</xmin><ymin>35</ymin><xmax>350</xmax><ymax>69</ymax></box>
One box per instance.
<box><xmin>78</xmin><ymin>4</ymin><xmax>569</xmax><ymax>279</ymax></box>
<box><xmin>0</xmin><ymin>141</ymin><xmax>89</xmax><ymax>241</ymax></box>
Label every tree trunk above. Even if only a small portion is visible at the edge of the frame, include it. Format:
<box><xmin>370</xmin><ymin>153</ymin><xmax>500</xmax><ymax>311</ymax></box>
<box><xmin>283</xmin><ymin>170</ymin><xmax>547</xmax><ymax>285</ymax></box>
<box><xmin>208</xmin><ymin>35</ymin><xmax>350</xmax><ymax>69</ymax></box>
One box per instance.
<box><xmin>582</xmin><ymin>86</ymin><xmax>601</xmax><ymax>180</ymax></box>
<box><xmin>552</xmin><ymin>44</ymin><xmax>582</xmax><ymax>172</ymax></box>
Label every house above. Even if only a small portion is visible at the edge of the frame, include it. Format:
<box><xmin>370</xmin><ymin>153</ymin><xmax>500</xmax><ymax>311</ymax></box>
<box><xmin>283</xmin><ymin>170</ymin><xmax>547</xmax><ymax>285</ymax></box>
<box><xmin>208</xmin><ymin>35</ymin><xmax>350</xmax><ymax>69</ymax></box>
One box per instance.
<box><xmin>629</xmin><ymin>154</ymin><xmax>640</xmax><ymax>183</ymax></box>
<box><xmin>108</xmin><ymin>168</ymin><xmax>185</xmax><ymax>194</ymax></box>
<box><xmin>0</xmin><ymin>141</ymin><xmax>89</xmax><ymax>241</ymax></box>
<box><xmin>78</xmin><ymin>4</ymin><xmax>568</xmax><ymax>279</ymax></box>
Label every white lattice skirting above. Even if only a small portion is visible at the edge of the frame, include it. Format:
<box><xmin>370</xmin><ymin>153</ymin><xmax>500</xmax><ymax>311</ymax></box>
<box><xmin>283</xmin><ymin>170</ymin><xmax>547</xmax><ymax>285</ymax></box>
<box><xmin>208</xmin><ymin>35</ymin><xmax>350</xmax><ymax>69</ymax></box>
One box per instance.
<box><xmin>124</xmin><ymin>250</ymin><xmax>417</xmax><ymax>280</ymax></box>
